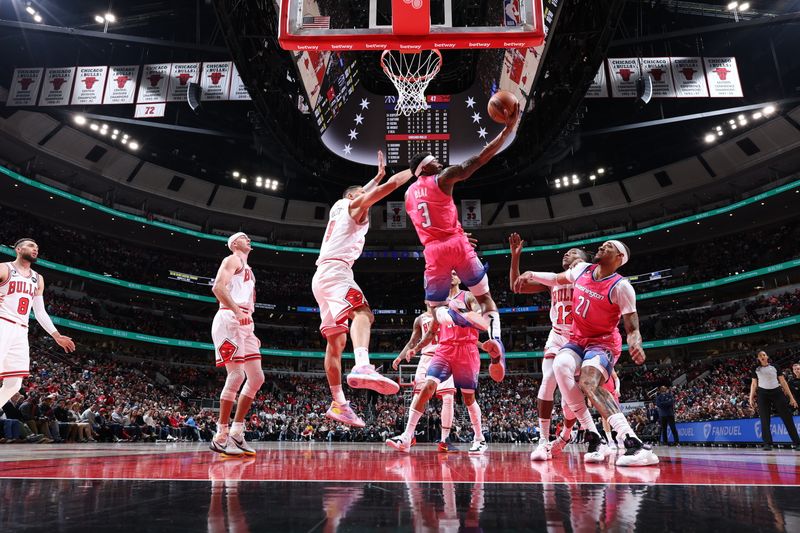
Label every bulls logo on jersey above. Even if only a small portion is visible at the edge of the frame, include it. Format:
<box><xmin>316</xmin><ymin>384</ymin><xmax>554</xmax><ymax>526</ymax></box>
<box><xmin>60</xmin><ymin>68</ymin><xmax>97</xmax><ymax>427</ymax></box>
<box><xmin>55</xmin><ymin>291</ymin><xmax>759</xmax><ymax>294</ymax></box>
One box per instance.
<box><xmin>243</xmin><ymin>268</ymin><xmax>252</xmax><ymax>283</ymax></box>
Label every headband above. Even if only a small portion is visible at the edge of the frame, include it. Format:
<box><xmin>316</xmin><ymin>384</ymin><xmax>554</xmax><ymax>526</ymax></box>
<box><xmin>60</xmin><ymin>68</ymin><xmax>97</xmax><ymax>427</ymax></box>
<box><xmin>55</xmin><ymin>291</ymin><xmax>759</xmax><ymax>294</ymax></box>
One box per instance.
<box><xmin>414</xmin><ymin>155</ymin><xmax>435</xmax><ymax>177</ymax></box>
<box><xmin>608</xmin><ymin>240</ymin><xmax>628</xmax><ymax>266</ymax></box>
<box><xmin>227</xmin><ymin>232</ymin><xmax>247</xmax><ymax>251</ymax></box>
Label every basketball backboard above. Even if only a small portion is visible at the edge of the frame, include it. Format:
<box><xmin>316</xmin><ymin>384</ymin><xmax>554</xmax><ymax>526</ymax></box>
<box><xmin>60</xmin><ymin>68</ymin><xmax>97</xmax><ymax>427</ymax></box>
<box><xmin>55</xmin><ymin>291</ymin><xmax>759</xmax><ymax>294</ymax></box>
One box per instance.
<box><xmin>278</xmin><ymin>0</ymin><xmax>544</xmax><ymax>51</ymax></box>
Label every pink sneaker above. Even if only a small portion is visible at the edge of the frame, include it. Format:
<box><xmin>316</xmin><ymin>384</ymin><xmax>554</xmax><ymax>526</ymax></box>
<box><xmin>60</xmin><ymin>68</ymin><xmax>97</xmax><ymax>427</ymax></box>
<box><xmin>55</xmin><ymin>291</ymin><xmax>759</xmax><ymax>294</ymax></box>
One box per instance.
<box><xmin>347</xmin><ymin>364</ymin><xmax>400</xmax><ymax>395</ymax></box>
<box><xmin>325</xmin><ymin>401</ymin><xmax>365</xmax><ymax>428</ymax></box>
<box><xmin>549</xmin><ymin>435</ymin><xmax>570</xmax><ymax>456</ymax></box>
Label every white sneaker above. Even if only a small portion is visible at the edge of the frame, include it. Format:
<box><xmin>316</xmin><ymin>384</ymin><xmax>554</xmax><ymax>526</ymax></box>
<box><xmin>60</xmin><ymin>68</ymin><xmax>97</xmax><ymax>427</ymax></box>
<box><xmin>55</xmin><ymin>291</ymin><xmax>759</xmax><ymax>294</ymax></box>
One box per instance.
<box><xmin>584</xmin><ymin>432</ymin><xmax>609</xmax><ymax>463</ymax></box>
<box><xmin>229</xmin><ymin>432</ymin><xmax>256</xmax><ymax>456</ymax></box>
<box><xmin>386</xmin><ymin>435</ymin><xmax>411</xmax><ymax>453</ymax></box>
<box><xmin>469</xmin><ymin>440</ymin><xmax>488</xmax><ymax>455</ymax></box>
<box><xmin>209</xmin><ymin>436</ymin><xmax>245</xmax><ymax>457</ymax></box>
<box><xmin>530</xmin><ymin>440</ymin><xmax>552</xmax><ymax>461</ymax></box>
<box><xmin>347</xmin><ymin>365</ymin><xmax>400</xmax><ymax>395</ymax></box>
<box><xmin>616</xmin><ymin>436</ymin><xmax>660</xmax><ymax>467</ymax></box>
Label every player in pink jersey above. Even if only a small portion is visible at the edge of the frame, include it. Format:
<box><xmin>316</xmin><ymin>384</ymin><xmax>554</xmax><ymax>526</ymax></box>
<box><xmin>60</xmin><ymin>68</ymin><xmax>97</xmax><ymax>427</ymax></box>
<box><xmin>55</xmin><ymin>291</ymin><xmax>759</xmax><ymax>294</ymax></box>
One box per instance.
<box><xmin>312</xmin><ymin>151</ymin><xmax>414</xmax><ymax>428</ymax></box>
<box><xmin>387</xmin><ymin>272</ymin><xmax>489</xmax><ymax>454</ymax></box>
<box><xmin>520</xmin><ymin>240</ymin><xmax>658</xmax><ymax>466</ymax></box>
<box><xmin>508</xmin><ymin>232</ymin><xmax>590</xmax><ymax>461</ymax></box>
<box><xmin>209</xmin><ymin>232</ymin><xmax>264</xmax><ymax>457</ymax></box>
<box><xmin>0</xmin><ymin>238</ymin><xmax>76</xmax><ymax>410</ymax></box>
<box><xmin>404</xmin><ymin>103</ymin><xmax>520</xmax><ymax>383</ymax></box>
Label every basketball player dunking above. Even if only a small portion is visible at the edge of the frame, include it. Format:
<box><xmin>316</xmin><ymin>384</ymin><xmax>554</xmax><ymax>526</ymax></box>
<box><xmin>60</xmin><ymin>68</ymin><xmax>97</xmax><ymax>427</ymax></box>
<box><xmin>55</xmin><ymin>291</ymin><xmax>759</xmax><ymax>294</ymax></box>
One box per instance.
<box><xmin>210</xmin><ymin>232</ymin><xmax>264</xmax><ymax>457</ymax></box>
<box><xmin>405</xmin><ymin>102</ymin><xmax>520</xmax><ymax>383</ymax></box>
<box><xmin>0</xmin><ymin>238</ymin><xmax>76</xmax><ymax>409</ymax></box>
<box><xmin>519</xmin><ymin>240</ymin><xmax>658</xmax><ymax>466</ymax></box>
<box><xmin>312</xmin><ymin>151</ymin><xmax>413</xmax><ymax>428</ymax></box>
<box><xmin>509</xmin><ymin>232</ymin><xmax>589</xmax><ymax>461</ymax></box>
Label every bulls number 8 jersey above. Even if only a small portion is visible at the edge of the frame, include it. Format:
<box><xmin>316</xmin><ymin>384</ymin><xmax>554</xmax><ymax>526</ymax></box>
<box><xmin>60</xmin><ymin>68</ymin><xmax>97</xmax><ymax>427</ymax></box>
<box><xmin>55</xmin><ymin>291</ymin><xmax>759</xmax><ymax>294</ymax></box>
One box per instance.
<box><xmin>0</xmin><ymin>263</ymin><xmax>39</xmax><ymax>326</ymax></box>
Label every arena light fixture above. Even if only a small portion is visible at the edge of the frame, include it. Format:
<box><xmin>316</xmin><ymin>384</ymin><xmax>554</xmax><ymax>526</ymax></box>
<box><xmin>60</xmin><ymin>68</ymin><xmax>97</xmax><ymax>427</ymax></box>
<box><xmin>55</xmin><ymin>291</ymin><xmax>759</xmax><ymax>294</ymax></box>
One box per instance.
<box><xmin>763</xmin><ymin>105</ymin><xmax>776</xmax><ymax>115</ymax></box>
<box><xmin>739</xmin><ymin>119</ymin><xmax>748</xmax><ymax>126</ymax></box>
<box><xmin>232</xmin><ymin>170</ymin><xmax>240</xmax><ymax>178</ymax></box>
<box><xmin>129</xmin><ymin>141</ymin><xmax>139</xmax><ymax>150</ymax></box>
<box><xmin>704</xmin><ymin>134</ymin><xmax>715</xmax><ymax>143</ymax></box>
<box><xmin>26</xmin><ymin>6</ymin><xmax>36</xmax><ymax>15</ymax></box>
<box><xmin>572</xmin><ymin>176</ymin><xmax>579</xmax><ymax>185</ymax></box>
<box><xmin>555</xmin><ymin>181</ymin><xmax>561</xmax><ymax>189</ymax></box>
<box><xmin>122</xmin><ymin>134</ymin><xmax>129</xmax><ymax>139</ymax></box>
<box><xmin>89</xmin><ymin>123</ymin><xmax>99</xmax><ymax>131</ymax></box>
<box><xmin>121</xmin><ymin>138</ymin><xmax>128</xmax><ymax>144</ymax></box>
<box><xmin>730</xmin><ymin>124</ymin><xmax>737</xmax><ymax>129</ymax></box>
<box><xmin>73</xmin><ymin>115</ymin><xmax>87</xmax><ymax>126</ymax></box>
<box><xmin>94</xmin><ymin>15</ymin><xmax>104</xmax><ymax>23</ymax></box>
<box><xmin>727</xmin><ymin>2</ymin><xmax>738</xmax><ymax>9</ymax></box>
<box><xmin>111</xmin><ymin>135</ymin><xmax>117</xmax><ymax>140</ymax></box>
<box><xmin>739</xmin><ymin>2</ymin><xmax>750</xmax><ymax>11</ymax></box>
<box><xmin>752</xmin><ymin>112</ymin><xmax>763</xmax><ymax>119</ymax></box>
<box><xmin>104</xmin><ymin>13</ymin><xmax>116</xmax><ymax>22</ymax></box>
<box><xmin>597</xmin><ymin>167</ymin><xmax>605</xmax><ymax>174</ymax></box>
<box><xmin>113</xmin><ymin>129</ymin><xmax>119</xmax><ymax>135</ymax></box>
<box><xmin>717</xmin><ymin>131</ymin><xmax>724</xmax><ymax>137</ymax></box>
<box><xmin>589</xmin><ymin>174</ymin><xmax>596</xmax><ymax>181</ymax></box>
<box><xmin>33</xmin><ymin>14</ymin><xmax>42</xmax><ymax>22</ymax></box>
<box><xmin>240</xmin><ymin>178</ymin><xmax>247</xmax><ymax>184</ymax></box>
<box><xmin>99</xmin><ymin>129</ymin><xmax>107</xmax><ymax>136</ymax></box>
<box><xmin>271</xmin><ymin>183</ymin><xmax>278</xmax><ymax>191</ymax></box>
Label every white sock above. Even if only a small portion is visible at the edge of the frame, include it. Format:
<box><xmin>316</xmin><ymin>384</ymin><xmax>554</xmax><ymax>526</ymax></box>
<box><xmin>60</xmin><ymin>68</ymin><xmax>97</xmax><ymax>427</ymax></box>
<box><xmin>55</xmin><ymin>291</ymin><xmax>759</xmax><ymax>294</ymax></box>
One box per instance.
<box><xmin>441</xmin><ymin>394</ymin><xmax>454</xmax><ymax>442</ymax></box>
<box><xmin>0</xmin><ymin>377</ymin><xmax>22</xmax><ymax>409</ymax></box>
<box><xmin>467</xmin><ymin>402</ymin><xmax>483</xmax><ymax>442</ymax></box>
<box><xmin>539</xmin><ymin>418</ymin><xmax>550</xmax><ymax>442</ymax></box>
<box><xmin>331</xmin><ymin>384</ymin><xmax>347</xmax><ymax>404</ymax></box>
<box><xmin>230</xmin><ymin>421</ymin><xmax>244</xmax><ymax>436</ymax></box>
<box><xmin>215</xmin><ymin>423</ymin><xmax>229</xmax><ymax>442</ymax></box>
<box><xmin>354</xmin><ymin>347</ymin><xmax>370</xmax><ymax>368</ymax></box>
<box><xmin>608</xmin><ymin>412</ymin><xmax>638</xmax><ymax>441</ymax></box>
<box><xmin>402</xmin><ymin>409</ymin><xmax>423</xmax><ymax>441</ymax></box>
<box><xmin>573</xmin><ymin>405</ymin><xmax>598</xmax><ymax>437</ymax></box>
<box><xmin>487</xmin><ymin>311</ymin><xmax>501</xmax><ymax>339</ymax></box>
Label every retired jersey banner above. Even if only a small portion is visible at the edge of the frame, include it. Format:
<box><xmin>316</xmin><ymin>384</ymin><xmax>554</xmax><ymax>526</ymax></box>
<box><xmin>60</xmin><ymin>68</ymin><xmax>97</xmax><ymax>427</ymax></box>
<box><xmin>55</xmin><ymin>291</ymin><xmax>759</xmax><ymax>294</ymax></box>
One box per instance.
<box><xmin>461</xmin><ymin>200</ymin><xmax>481</xmax><ymax>228</ymax></box>
<box><xmin>386</xmin><ymin>201</ymin><xmax>406</xmax><ymax>229</ymax></box>
<box><xmin>7</xmin><ymin>68</ymin><xmax>44</xmax><ymax>107</ymax></box>
<box><xmin>38</xmin><ymin>67</ymin><xmax>75</xmax><ymax>106</ymax></box>
<box><xmin>200</xmin><ymin>61</ymin><xmax>233</xmax><ymax>101</ymax></box>
<box><xmin>704</xmin><ymin>57</ymin><xmax>744</xmax><ymax>98</ymax></box>
<box><xmin>137</xmin><ymin>63</ymin><xmax>171</xmax><ymax>103</ymax></box>
<box><xmin>229</xmin><ymin>65</ymin><xmax>252</xmax><ymax>101</ymax></box>
<box><xmin>608</xmin><ymin>58</ymin><xmax>640</xmax><ymax>98</ymax></box>
<box><xmin>642</xmin><ymin>57</ymin><xmax>676</xmax><ymax>97</ymax></box>
<box><xmin>585</xmin><ymin>64</ymin><xmax>608</xmax><ymax>98</ymax></box>
<box><xmin>103</xmin><ymin>65</ymin><xmax>139</xmax><ymax>104</ymax></box>
<box><xmin>670</xmin><ymin>57</ymin><xmax>708</xmax><ymax>98</ymax></box>
<box><xmin>167</xmin><ymin>63</ymin><xmax>200</xmax><ymax>102</ymax></box>
<box><xmin>71</xmin><ymin>66</ymin><xmax>108</xmax><ymax>105</ymax></box>
<box><xmin>134</xmin><ymin>102</ymin><xmax>166</xmax><ymax>118</ymax></box>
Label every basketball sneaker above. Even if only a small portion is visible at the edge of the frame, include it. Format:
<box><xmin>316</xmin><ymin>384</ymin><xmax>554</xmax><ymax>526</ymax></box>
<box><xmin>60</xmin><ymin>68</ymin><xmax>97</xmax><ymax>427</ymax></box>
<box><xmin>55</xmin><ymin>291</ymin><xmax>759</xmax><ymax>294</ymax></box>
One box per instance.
<box><xmin>615</xmin><ymin>435</ymin><xmax>659</xmax><ymax>467</ymax></box>
<box><xmin>386</xmin><ymin>435</ymin><xmax>412</xmax><ymax>453</ymax></box>
<box><xmin>210</xmin><ymin>436</ymin><xmax>245</xmax><ymax>458</ymax></box>
<box><xmin>446</xmin><ymin>299</ymin><xmax>489</xmax><ymax>331</ymax></box>
<box><xmin>325</xmin><ymin>401</ymin><xmax>366</xmax><ymax>428</ymax></box>
<box><xmin>583</xmin><ymin>431</ymin><xmax>610</xmax><ymax>463</ymax></box>
<box><xmin>484</xmin><ymin>339</ymin><xmax>506</xmax><ymax>382</ymax></box>
<box><xmin>438</xmin><ymin>441</ymin><xmax>460</xmax><ymax>453</ymax></box>
<box><xmin>549</xmin><ymin>434</ymin><xmax>570</xmax><ymax>456</ymax></box>
<box><xmin>229</xmin><ymin>432</ymin><xmax>256</xmax><ymax>456</ymax></box>
<box><xmin>530</xmin><ymin>440</ymin><xmax>552</xmax><ymax>461</ymax></box>
<box><xmin>468</xmin><ymin>440</ymin><xmax>488</xmax><ymax>455</ymax></box>
<box><xmin>347</xmin><ymin>365</ymin><xmax>400</xmax><ymax>395</ymax></box>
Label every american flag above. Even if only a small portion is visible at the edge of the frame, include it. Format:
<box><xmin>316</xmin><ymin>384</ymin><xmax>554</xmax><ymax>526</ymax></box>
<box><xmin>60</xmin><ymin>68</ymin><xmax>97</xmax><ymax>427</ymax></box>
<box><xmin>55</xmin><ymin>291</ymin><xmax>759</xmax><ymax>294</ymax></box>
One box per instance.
<box><xmin>302</xmin><ymin>16</ymin><xmax>331</xmax><ymax>29</ymax></box>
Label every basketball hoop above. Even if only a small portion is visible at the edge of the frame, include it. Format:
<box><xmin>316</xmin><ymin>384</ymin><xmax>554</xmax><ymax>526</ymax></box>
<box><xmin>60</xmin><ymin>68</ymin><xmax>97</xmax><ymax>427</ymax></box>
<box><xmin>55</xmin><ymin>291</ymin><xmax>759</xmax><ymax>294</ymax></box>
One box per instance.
<box><xmin>381</xmin><ymin>49</ymin><xmax>442</xmax><ymax>116</ymax></box>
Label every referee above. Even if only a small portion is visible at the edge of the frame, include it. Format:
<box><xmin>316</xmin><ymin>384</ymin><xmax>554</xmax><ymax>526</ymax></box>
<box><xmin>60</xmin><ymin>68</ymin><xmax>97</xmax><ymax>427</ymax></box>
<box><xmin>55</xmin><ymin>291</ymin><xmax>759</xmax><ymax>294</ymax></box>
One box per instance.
<box><xmin>749</xmin><ymin>351</ymin><xmax>800</xmax><ymax>450</ymax></box>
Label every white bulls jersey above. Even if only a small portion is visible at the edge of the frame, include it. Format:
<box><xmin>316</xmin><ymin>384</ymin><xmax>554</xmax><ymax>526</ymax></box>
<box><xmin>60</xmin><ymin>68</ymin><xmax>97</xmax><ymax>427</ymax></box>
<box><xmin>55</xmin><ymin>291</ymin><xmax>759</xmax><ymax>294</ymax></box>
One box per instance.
<box><xmin>316</xmin><ymin>198</ymin><xmax>369</xmax><ymax>268</ymax></box>
<box><xmin>0</xmin><ymin>262</ymin><xmax>39</xmax><ymax>326</ymax></box>
<box><xmin>419</xmin><ymin>312</ymin><xmax>439</xmax><ymax>356</ymax></box>
<box><xmin>220</xmin><ymin>258</ymin><xmax>255</xmax><ymax>310</ymax></box>
<box><xmin>550</xmin><ymin>284</ymin><xmax>574</xmax><ymax>338</ymax></box>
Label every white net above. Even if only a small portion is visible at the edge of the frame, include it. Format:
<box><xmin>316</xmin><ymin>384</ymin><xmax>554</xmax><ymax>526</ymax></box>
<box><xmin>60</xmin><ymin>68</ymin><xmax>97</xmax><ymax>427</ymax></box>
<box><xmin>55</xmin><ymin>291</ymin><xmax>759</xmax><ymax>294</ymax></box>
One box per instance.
<box><xmin>381</xmin><ymin>49</ymin><xmax>442</xmax><ymax>116</ymax></box>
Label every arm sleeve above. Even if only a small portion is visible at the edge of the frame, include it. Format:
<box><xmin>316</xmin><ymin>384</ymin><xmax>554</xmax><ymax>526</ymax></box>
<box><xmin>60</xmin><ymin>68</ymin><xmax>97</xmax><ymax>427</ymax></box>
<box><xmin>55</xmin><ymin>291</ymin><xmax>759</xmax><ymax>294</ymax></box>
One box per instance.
<box><xmin>526</xmin><ymin>272</ymin><xmax>560</xmax><ymax>287</ymax></box>
<box><xmin>564</xmin><ymin>262</ymin><xmax>591</xmax><ymax>283</ymax></box>
<box><xmin>32</xmin><ymin>296</ymin><xmax>58</xmax><ymax>335</ymax></box>
<box><xmin>612</xmin><ymin>280</ymin><xmax>637</xmax><ymax>314</ymax></box>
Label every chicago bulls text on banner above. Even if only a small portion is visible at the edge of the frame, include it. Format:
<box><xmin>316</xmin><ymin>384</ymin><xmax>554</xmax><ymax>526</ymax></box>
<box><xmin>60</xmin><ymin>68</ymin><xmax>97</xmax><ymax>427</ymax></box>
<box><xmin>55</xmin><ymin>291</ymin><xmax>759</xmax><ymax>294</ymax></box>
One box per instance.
<box><xmin>229</xmin><ymin>65</ymin><xmax>252</xmax><ymax>101</ymax></box>
<box><xmin>71</xmin><ymin>66</ymin><xmax>108</xmax><ymax>105</ymax></box>
<box><xmin>103</xmin><ymin>65</ymin><xmax>139</xmax><ymax>104</ymax></box>
<box><xmin>39</xmin><ymin>67</ymin><xmax>76</xmax><ymax>106</ymax></box>
<box><xmin>386</xmin><ymin>201</ymin><xmax>406</xmax><ymax>229</ymax></box>
<box><xmin>200</xmin><ymin>62</ymin><xmax>233</xmax><ymax>101</ymax></box>
<box><xmin>641</xmin><ymin>57</ymin><xmax>676</xmax><ymax>97</ymax></box>
<box><xmin>608</xmin><ymin>58</ymin><xmax>640</xmax><ymax>98</ymax></box>
<box><xmin>585</xmin><ymin>64</ymin><xmax>608</xmax><ymax>98</ymax></box>
<box><xmin>461</xmin><ymin>199</ymin><xmax>482</xmax><ymax>228</ymax></box>
<box><xmin>137</xmin><ymin>63</ymin><xmax>171</xmax><ymax>104</ymax></box>
<box><xmin>167</xmin><ymin>63</ymin><xmax>201</xmax><ymax>102</ymax></box>
<box><xmin>704</xmin><ymin>57</ymin><xmax>744</xmax><ymax>98</ymax></box>
<box><xmin>7</xmin><ymin>68</ymin><xmax>44</xmax><ymax>107</ymax></box>
<box><xmin>670</xmin><ymin>57</ymin><xmax>709</xmax><ymax>98</ymax></box>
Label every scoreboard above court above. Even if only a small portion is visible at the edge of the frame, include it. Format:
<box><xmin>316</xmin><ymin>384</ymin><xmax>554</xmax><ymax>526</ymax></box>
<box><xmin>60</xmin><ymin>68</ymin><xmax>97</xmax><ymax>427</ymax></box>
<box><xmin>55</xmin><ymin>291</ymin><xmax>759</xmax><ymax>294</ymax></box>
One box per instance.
<box><xmin>384</xmin><ymin>95</ymin><xmax>450</xmax><ymax>167</ymax></box>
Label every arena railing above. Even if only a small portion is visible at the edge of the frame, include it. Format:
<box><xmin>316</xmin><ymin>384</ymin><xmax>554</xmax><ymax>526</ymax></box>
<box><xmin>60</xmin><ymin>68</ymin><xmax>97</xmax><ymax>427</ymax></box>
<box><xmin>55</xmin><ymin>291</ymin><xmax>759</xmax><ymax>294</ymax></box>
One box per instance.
<box><xmin>40</xmin><ymin>313</ymin><xmax>800</xmax><ymax>360</ymax></box>
<box><xmin>2</xmin><ymin>163</ymin><xmax>799</xmax><ymax>256</ymax></box>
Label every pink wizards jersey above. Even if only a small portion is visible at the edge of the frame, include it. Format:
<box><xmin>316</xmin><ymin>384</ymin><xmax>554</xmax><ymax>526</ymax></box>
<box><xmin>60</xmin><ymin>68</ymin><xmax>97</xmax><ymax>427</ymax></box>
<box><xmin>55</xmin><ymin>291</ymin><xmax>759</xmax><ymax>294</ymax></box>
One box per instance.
<box><xmin>419</xmin><ymin>312</ymin><xmax>439</xmax><ymax>356</ymax></box>
<box><xmin>571</xmin><ymin>263</ymin><xmax>624</xmax><ymax>340</ymax></box>
<box><xmin>317</xmin><ymin>198</ymin><xmax>369</xmax><ymax>267</ymax></box>
<box><xmin>550</xmin><ymin>284</ymin><xmax>574</xmax><ymax>338</ymax></box>
<box><xmin>405</xmin><ymin>174</ymin><xmax>463</xmax><ymax>246</ymax></box>
<box><xmin>219</xmin><ymin>259</ymin><xmax>255</xmax><ymax>310</ymax></box>
<box><xmin>438</xmin><ymin>291</ymin><xmax>479</xmax><ymax>346</ymax></box>
<box><xmin>0</xmin><ymin>263</ymin><xmax>39</xmax><ymax>326</ymax></box>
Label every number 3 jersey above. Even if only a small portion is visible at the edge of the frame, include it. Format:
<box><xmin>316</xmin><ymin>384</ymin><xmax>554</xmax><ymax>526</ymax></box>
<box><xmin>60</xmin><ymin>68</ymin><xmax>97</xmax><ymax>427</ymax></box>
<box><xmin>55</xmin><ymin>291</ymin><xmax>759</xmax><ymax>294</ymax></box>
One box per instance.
<box><xmin>405</xmin><ymin>174</ymin><xmax>463</xmax><ymax>246</ymax></box>
<box><xmin>0</xmin><ymin>262</ymin><xmax>39</xmax><ymax>326</ymax></box>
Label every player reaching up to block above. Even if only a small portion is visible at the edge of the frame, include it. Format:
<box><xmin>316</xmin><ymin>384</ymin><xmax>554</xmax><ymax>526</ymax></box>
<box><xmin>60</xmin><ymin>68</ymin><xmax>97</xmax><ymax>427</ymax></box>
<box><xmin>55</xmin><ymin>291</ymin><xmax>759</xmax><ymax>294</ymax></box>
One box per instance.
<box><xmin>0</xmin><ymin>238</ymin><xmax>76</xmax><ymax>410</ymax></box>
<box><xmin>405</xmin><ymin>101</ymin><xmax>520</xmax><ymax>382</ymax></box>
<box><xmin>312</xmin><ymin>150</ymin><xmax>414</xmax><ymax>428</ymax></box>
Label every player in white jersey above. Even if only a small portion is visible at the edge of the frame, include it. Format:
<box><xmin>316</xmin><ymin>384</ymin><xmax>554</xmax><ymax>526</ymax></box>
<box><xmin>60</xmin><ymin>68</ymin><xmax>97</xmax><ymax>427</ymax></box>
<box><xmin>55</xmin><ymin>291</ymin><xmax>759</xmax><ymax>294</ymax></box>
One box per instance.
<box><xmin>0</xmin><ymin>238</ymin><xmax>75</xmax><ymax>410</ymax></box>
<box><xmin>312</xmin><ymin>150</ymin><xmax>414</xmax><ymax>427</ymax></box>
<box><xmin>508</xmin><ymin>233</ymin><xmax>589</xmax><ymax>461</ymax></box>
<box><xmin>209</xmin><ymin>232</ymin><xmax>264</xmax><ymax>457</ymax></box>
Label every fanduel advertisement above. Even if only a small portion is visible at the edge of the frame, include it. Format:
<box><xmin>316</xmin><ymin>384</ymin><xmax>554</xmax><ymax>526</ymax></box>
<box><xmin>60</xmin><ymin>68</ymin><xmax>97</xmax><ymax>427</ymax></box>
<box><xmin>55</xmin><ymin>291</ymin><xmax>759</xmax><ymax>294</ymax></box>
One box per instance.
<box><xmin>676</xmin><ymin>416</ymin><xmax>800</xmax><ymax>443</ymax></box>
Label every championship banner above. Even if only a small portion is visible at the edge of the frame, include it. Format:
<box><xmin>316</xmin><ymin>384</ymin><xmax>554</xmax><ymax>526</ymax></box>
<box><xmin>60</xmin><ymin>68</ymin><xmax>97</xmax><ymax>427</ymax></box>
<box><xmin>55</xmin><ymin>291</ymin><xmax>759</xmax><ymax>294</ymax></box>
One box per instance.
<box><xmin>70</xmin><ymin>66</ymin><xmax>108</xmax><ymax>105</ymax></box>
<box><xmin>38</xmin><ymin>67</ymin><xmax>75</xmax><ymax>106</ymax></box>
<box><xmin>229</xmin><ymin>65</ymin><xmax>252</xmax><ymax>101</ymax></box>
<box><xmin>7</xmin><ymin>68</ymin><xmax>44</xmax><ymax>107</ymax></box>
<box><xmin>670</xmin><ymin>57</ymin><xmax>709</xmax><ymax>98</ymax></box>
<box><xmin>137</xmin><ymin>63</ymin><xmax>171</xmax><ymax>103</ymax></box>
<box><xmin>641</xmin><ymin>57</ymin><xmax>676</xmax><ymax>97</ymax></box>
<box><xmin>585</xmin><ymin>64</ymin><xmax>608</xmax><ymax>98</ymax></box>
<box><xmin>386</xmin><ymin>201</ymin><xmax>406</xmax><ymax>229</ymax></box>
<box><xmin>704</xmin><ymin>57</ymin><xmax>744</xmax><ymax>98</ymax></box>
<box><xmin>103</xmin><ymin>65</ymin><xmax>139</xmax><ymax>104</ymax></box>
<box><xmin>608</xmin><ymin>58</ymin><xmax>640</xmax><ymax>98</ymax></box>
<box><xmin>200</xmin><ymin>61</ymin><xmax>233</xmax><ymax>101</ymax></box>
<box><xmin>166</xmin><ymin>62</ymin><xmax>200</xmax><ymax>102</ymax></box>
<box><xmin>461</xmin><ymin>199</ymin><xmax>481</xmax><ymax>228</ymax></box>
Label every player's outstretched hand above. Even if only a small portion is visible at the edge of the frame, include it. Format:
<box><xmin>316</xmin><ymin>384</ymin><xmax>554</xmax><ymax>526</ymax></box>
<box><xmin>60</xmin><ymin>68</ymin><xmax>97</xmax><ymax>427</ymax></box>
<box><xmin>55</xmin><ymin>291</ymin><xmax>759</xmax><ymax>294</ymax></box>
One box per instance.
<box><xmin>509</xmin><ymin>232</ymin><xmax>523</xmax><ymax>256</ymax></box>
<box><xmin>377</xmin><ymin>149</ymin><xmax>385</xmax><ymax>176</ymax></box>
<box><xmin>465</xmin><ymin>232</ymin><xmax>478</xmax><ymax>248</ymax></box>
<box><xmin>513</xmin><ymin>271</ymin><xmax>534</xmax><ymax>293</ymax></box>
<box><xmin>504</xmin><ymin>100</ymin><xmax>521</xmax><ymax>129</ymax></box>
<box><xmin>54</xmin><ymin>333</ymin><xmax>76</xmax><ymax>353</ymax></box>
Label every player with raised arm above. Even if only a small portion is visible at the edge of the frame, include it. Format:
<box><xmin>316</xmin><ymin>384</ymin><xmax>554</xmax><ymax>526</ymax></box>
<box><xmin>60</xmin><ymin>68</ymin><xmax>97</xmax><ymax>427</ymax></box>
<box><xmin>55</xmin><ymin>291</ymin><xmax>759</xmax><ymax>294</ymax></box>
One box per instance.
<box><xmin>517</xmin><ymin>240</ymin><xmax>658</xmax><ymax>466</ymax></box>
<box><xmin>313</xmin><ymin>151</ymin><xmax>413</xmax><ymax>428</ymax></box>
<box><xmin>509</xmin><ymin>232</ymin><xmax>590</xmax><ymax>461</ymax></box>
<box><xmin>405</xmin><ymin>102</ymin><xmax>520</xmax><ymax>382</ymax></box>
<box><xmin>0</xmin><ymin>238</ymin><xmax>76</xmax><ymax>410</ymax></box>
<box><xmin>210</xmin><ymin>232</ymin><xmax>264</xmax><ymax>457</ymax></box>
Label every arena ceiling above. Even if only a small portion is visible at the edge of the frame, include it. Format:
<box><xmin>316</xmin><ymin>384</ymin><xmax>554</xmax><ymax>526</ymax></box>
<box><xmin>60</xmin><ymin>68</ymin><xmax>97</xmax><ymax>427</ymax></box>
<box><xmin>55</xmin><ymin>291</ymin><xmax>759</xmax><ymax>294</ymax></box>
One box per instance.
<box><xmin>0</xmin><ymin>1</ymin><xmax>799</xmax><ymax>204</ymax></box>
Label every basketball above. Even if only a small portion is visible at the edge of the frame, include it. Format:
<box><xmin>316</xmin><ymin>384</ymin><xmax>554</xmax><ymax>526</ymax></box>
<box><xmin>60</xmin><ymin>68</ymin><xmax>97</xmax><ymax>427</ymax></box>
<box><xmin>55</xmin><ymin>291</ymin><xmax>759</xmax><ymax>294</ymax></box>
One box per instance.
<box><xmin>487</xmin><ymin>90</ymin><xmax>519</xmax><ymax>123</ymax></box>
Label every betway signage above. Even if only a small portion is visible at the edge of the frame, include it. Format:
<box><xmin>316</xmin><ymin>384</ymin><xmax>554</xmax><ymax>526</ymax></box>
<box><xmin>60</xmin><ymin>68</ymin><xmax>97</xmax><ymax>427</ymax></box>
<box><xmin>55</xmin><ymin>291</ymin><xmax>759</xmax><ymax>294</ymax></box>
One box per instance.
<box><xmin>676</xmin><ymin>416</ymin><xmax>800</xmax><ymax>443</ymax></box>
